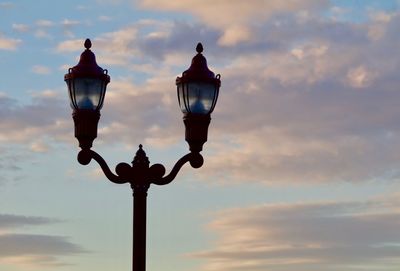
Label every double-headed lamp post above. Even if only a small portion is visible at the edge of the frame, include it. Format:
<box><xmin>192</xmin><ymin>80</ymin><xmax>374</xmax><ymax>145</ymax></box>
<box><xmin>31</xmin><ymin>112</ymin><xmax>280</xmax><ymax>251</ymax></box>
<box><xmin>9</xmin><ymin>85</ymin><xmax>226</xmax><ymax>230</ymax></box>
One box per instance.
<box><xmin>64</xmin><ymin>39</ymin><xmax>220</xmax><ymax>271</ymax></box>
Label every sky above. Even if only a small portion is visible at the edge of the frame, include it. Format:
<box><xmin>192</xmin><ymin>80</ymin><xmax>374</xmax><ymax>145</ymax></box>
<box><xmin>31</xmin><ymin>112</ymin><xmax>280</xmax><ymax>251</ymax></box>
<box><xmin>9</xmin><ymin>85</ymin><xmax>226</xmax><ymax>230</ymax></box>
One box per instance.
<box><xmin>1</xmin><ymin>0</ymin><xmax>400</xmax><ymax>270</ymax></box>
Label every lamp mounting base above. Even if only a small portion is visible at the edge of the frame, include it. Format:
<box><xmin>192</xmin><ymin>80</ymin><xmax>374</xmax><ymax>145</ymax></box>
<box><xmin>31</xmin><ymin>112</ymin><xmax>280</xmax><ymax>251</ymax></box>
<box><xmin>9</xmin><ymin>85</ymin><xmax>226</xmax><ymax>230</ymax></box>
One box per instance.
<box><xmin>72</xmin><ymin>109</ymin><xmax>100</xmax><ymax>150</ymax></box>
<box><xmin>183</xmin><ymin>113</ymin><xmax>210</xmax><ymax>153</ymax></box>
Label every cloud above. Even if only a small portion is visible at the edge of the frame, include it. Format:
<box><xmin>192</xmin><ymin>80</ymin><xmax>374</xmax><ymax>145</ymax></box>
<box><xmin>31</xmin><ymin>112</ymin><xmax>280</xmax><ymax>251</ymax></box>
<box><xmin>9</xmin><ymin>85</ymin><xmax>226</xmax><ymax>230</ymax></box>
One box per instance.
<box><xmin>29</xmin><ymin>140</ymin><xmax>51</xmax><ymax>153</ymax></box>
<box><xmin>96</xmin><ymin>0</ymin><xmax>124</xmax><ymax>5</ymax></box>
<box><xmin>21</xmin><ymin>7</ymin><xmax>400</xmax><ymax>186</ymax></box>
<box><xmin>0</xmin><ymin>214</ymin><xmax>86</xmax><ymax>267</ymax></box>
<box><xmin>0</xmin><ymin>146</ymin><xmax>25</xmax><ymax>185</ymax></box>
<box><xmin>33</xmin><ymin>19</ymin><xmax>82</xmax><ymax>39</ymax></box>
<box><xmin>97</xmin><ymin>76</ymin><xmax>182</xmax><ymax>147</ymax></box>
<box><xmin>56</xmin><ymin>38</ymin><xmax>83</xmax><ymax>52</ymax></box>
<box><xmin>98</xmin><ymin>15</ymin><xmax>112</xmax><ymax>22</ymax></box>
<box><xmin>12</xmin><ymin>23</ymin><xmax>30</xmax><ymax>32</ymax></box>
<box><xmin>61</xmin><ymin>19</ymin><xmax>81</xmax><ymax>38</ymax></box>
<box><xmin>346</xmin><ymin>65</ymin><xmax>377</xmax><ymax>88</ymax></box>
<box><xmin>31</xmin><ymin>65</ymin><xmax>51</xmax><ymax>75</ymax></box>
<box><xmin>61</xmin><ymin>19</ymin><xmax>80</xmax><ymax>27</ymax></box>
<box><xmin>0</xmin><ymin>2</ymin><xmax>13</xmax><ymax>9</ymax></box>
<box><xmin>57</xmin><ymin>25</ymin><xmax>139</xmax><ymax>66</ymax></box>
<box><xmin>0</xmin><ymin>91</ymin><xmax>71</xmax><ymax>148</ymax></box>
<box><xmin>138</xmin><ymin>0</ymin><xmax>330</xmax><ymax>45</ymax></box>
<box><xmin>34</xmin><ymin>29</ymin><xmax>52</xmax><ymax>39</ymax></box>
<box><xmin>190</xmin><ymin>196</ymin><xmax>400</xmax><ymax>271</ymax></box>
<box><xmin>0</xmin><ymin>34</ymin><xmax>21</xmax><ymax>50</ymax></box>
<box><xmin>36</xmin><ymin>20</ymin><xmax>54</xmax><ymax>27</ymax></box>
<box><xmin>191</xmin><ymin>13</ymin><xmax>400</xmax><ymax>184</ymax></box>
<box><xmin>56</xmin><ymin>20</ymin><xmax>216</xmax><ymax>69</ymax></box>
<box><xmin>0</xmin><ymin>77</ymin><xmax>179</xmax><ymax>151</ymax></box>
<box><xmin>0</xmin><ymin>234</ymin><xmax>86</xmax><ymax>266</ymax></box>
<box><xmin>367</xmin><ymin>10</ymin><xmax>398</xmax><ymax>41</ymax></box>
<box><xmin>0</xmin><ymin>214</ymin><xmax>57</xmax><ymax>229</ymax></box>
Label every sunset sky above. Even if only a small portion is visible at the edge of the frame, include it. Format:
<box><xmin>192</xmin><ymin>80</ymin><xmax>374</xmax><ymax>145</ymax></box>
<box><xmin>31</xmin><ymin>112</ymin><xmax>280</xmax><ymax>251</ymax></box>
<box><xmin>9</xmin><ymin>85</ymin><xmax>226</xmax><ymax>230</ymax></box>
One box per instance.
<box><xmin>1</xmin><ymin>1</ymin><xmax>400</xmax><ymax>270</ymax></box>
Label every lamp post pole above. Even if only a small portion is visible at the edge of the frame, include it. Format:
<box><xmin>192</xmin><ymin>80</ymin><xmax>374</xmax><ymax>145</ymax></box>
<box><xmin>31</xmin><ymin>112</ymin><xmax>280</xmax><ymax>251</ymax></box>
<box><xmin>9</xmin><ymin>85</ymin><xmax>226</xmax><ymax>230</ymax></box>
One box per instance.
<box><xmin>130</xmin><ymin>145</ymin><xmax>150</xmax><ymax>271</ymax></box>
<box><xmin>65</xmin><ymin>39</ymin><xmax>221</xmax><ymax>271</ymax></box>
<box><xmin>132</xmin><ymin>184</ymin><xmax>147</xmax><ymax>271</ymax></box>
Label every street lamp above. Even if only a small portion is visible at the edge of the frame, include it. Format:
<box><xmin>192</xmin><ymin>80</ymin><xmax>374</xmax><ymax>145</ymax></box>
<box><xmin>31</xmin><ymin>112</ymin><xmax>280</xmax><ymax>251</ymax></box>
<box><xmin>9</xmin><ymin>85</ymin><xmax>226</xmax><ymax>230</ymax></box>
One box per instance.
<box><xmin>65</xmin><ymin>39</ymin><xmax>221</xmax><ymax>271</ymax></box>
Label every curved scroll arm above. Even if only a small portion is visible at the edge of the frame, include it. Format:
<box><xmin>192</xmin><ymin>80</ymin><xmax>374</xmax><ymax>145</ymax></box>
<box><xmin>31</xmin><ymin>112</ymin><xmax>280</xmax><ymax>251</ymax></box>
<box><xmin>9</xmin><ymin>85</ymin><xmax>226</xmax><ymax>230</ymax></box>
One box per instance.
<box><xmin>77</xmin><ymin>149</ymin><xmax>127</xmax><ymax>184</ymax></box>
<box><xmin>151</xmin><ymin>152</ymin><xmax>204</xmax><ymax>186</ymax></box>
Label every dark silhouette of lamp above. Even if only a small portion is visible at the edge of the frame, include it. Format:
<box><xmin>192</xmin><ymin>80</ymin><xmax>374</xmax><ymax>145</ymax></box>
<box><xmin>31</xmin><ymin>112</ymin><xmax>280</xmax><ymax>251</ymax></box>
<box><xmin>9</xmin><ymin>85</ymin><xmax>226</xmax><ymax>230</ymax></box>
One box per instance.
<box><xmin>176</xmin><ymin>43</ymin><xmax>220</xmax><ymax>152</ymax></box>
<box><xmin>65</xmin><ymin>38</ymin><xmax>110</xmax><ymax>150</ymax></box>
<box><xmin>65</xmin><ymin>39</ymin><xmax>221</xmax><ymax>271</ymax></box>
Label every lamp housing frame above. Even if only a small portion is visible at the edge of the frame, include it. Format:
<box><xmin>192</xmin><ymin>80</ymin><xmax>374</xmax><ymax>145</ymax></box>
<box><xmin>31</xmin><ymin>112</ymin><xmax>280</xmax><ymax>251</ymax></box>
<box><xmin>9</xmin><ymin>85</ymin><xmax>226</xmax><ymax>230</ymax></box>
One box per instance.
<box><xmin>64</xmin><ymin>38</ymin><xmax>110</xmax><ymax>111</ymax></box>
<box><xmin>176</xmin><ymin>43</ymin><xmax>221</xmax><ymax>152</ymax></box>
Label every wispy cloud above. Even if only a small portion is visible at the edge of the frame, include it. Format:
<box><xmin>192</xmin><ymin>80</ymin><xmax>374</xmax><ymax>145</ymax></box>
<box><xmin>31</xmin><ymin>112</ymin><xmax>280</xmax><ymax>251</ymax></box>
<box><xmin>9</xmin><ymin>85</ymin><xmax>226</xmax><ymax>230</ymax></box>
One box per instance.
<box><xmin>0</xmin><ymin>34</ymin><xmax>21</xmax><ymax>50</ymax></box>
<box><xmin>35</xmin><ymin>19</ymin><xmax>54</xmax><ymax>27</ymax></box>
<box><xmin>0</xmin><ymin>214</ymin><xmax>58</xmax><ymax>229</ymax></box>
<box><xmin>8</xmin><ymin>1</ymin><xmax>400</xmax><ymax>187</ymax></box>
<box><xmin>29</xmin><ymin>8</ymin><xmax>400</xmax><ymax>186</ymax></box>
<box><xmin>0</xmin><ymin>92</ymin><xmax>70</xmax><ymax>146</ymax></box>
<box><xmin>195</xmin><ymin>12</ymin><xmax>400</xmax><ymax>184</ymax></box>
<box><xmin>29</xmin><ymin>140</ymin><xmax>51</xmax><ymax>153</ymax></box>
<box><xmin>56</xmin><ymin>39</ymin><xmax>83</xmax><ymax>52</ymax></box>
<box><xmin>190</xmin><ymin>196</ymin><xmax>400</xmax><ymax>271</ymax></box>
<box><xmin>0</xmin><ymin>2</ymin><xmax>13</xmax><ymax>9</ymax></box>
<box><xmin>0</xmin><ymin>234</ymin><xmax>86</xmax><ymax>266</ymax></box>
<box><xmin>61</xmin><ymin>19</ymin><xmax>80</xmax><ymax>27</ymax></box>
<box><xmin>98</xmin><ymin>15</ymin><xmax>112</xmax><ymax>21</ymax></box>
<box><xmin>138</xmin><ymin>0</ymin><xmax>329</xmax><ymax>46</ymax></box>
<box><xmin>61</xmin><ymin>19</ymin><xmax>81</xmax><ymax>38</ymax></box>
<box><xmin>31</xmin><ymin>65</ymin><xmax>51</xmax><ymax>75</ymax></box>
<box><xmin>0</xmin><ymin>214</ymin><xmax>86</xmax><ymax>267</ymax></box>
<box><xmin>12</xmin><ymin>23</ymin><xmax>30</xmax><ymax>33</ymax></box>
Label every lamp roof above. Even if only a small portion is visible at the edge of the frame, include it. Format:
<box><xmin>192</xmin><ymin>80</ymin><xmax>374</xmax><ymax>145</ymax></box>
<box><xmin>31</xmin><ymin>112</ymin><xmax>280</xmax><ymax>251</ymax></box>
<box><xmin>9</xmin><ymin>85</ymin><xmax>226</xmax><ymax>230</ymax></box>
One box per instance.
<box><xmin>64</xmin><ymin>38</ymin><xmax>110</xmax><ymax>82</ymax></box>
<box><xmin>176</xmin><ymin>43</ymin><xmax>220</xmax><ymax>84</ymax></box>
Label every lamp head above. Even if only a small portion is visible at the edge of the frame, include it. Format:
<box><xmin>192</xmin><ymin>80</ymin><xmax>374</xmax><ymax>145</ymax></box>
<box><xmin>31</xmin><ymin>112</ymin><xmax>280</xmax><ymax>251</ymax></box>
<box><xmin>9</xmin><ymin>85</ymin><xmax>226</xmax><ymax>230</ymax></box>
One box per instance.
<box><xmin>176</xmin><ymin>43</ymin><xmax>221</xmax><ymax>152</ymax></box>
<box><xmin>65</xmin><ymin>39</ymin><xmax>110</xmax><ymax>149</ymax></box>
<box><xmin>65</xmin><ymin>38</ymin><xmax>110</xmax><ymax>111</ymax></box>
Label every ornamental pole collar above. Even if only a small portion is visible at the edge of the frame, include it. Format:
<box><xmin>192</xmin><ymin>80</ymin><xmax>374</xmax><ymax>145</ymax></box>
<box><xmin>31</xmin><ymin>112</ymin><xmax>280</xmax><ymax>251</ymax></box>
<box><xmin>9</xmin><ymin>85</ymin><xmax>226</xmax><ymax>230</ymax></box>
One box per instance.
<box><xmin>132</xmin><ymin>144</ymin><xmax>150</xmax><ymax>166</ymax></box>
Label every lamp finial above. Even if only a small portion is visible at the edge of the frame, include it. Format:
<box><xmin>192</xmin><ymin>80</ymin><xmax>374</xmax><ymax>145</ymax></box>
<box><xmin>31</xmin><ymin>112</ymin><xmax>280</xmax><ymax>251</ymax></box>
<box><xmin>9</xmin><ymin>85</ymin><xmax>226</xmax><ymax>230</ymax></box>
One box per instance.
<box><xmin>196</xmin><ymin>43</ymin><xmax>203</xmax><ymax>54</ymax></box>
<box><xmin>84</xmin><ymin>38</ymin><xmax>92</xmax><ymax>50</ymax></box>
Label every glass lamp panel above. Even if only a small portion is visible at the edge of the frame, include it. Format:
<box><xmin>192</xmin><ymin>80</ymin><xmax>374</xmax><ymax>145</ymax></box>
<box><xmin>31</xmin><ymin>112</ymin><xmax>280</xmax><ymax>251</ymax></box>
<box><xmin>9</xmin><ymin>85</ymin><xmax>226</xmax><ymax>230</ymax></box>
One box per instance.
<box><xmin>67</xmin><ymin>80</ymin><xmax>76</xmax><ymax>109</ymax></box>
<box><xmin>73</xmin><ymin>77</ymin><xmax>105</xmax><ymax>110</ymax></box>
<box><xmin>187</xmin><ymin>82</ymin><xmax>216</xmax><ymax>114</ymax></box>
<box><xmin>177</xmin><ymin>83</ymin><xmax>188</xmax><ymax>113</ymax></box>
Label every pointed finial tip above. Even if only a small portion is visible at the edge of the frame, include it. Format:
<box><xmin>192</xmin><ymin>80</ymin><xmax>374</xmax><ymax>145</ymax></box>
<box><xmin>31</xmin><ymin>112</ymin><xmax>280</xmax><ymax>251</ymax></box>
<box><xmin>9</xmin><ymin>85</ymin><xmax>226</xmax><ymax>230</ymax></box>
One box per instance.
<box><xmin>139</xmin><ymin>144</ymin><xmax>143</xmax><ymax>149</ymax></box>
<box><xmin>196</xmin><ymin>42</ymin><xmax>203</xmax><ymax>54</ymax></box>
<box><xmin>84</xmin><ymin>38</ymin><xmax>92</xmax><ymax>49</ymax></box>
